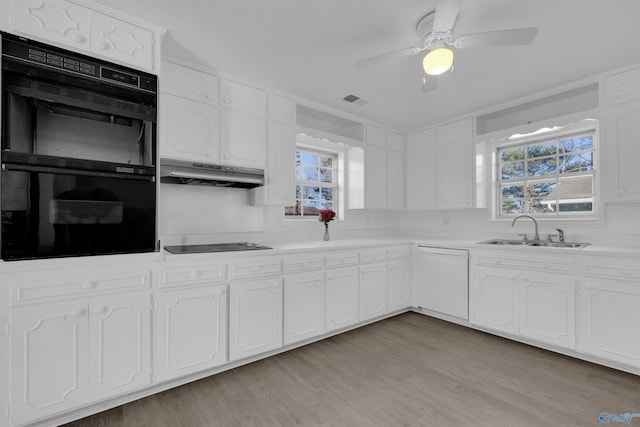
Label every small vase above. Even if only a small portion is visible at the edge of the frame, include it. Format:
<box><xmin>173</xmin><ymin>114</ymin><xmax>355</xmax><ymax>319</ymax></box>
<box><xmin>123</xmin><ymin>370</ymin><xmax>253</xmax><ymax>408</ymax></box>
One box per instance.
<box><xmin>323</xmin><ymin>223</ymin><xmax>330</xmax><ymax>241</ymax></box>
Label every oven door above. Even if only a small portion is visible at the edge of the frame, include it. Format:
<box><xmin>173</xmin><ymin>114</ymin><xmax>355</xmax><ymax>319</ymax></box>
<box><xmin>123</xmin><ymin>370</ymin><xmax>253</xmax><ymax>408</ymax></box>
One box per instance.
<box><xmin>1</xmin><ymin>165</ymin><xmax>157</xmax><ymax>260</ymax></box>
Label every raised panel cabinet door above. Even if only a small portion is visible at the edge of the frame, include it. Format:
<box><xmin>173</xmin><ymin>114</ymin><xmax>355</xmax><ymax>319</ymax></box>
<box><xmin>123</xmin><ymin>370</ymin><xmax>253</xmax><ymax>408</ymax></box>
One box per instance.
<box><xmin>89</xmin><ymin>293</ymin><xmax>151</xmax><ymax>401</ymax></box>
<box><xmin>157</xmin><ymin>285</ymin><xmax>227</xmax><ymax>381</ymax></box>
<box><xmin>387</xmin><ymin>259</ymin><xmax>410</xmax><ymax>312</ymax></box>
<box><xmin>283</xmin><ymin>273</ymin><xmax>325</xmax><ymax>345</ymax></box>
<box><xmin>605</xmin><ymin>67</ymin><xmax>640</xmax><ymax>106</ymax></box>
<box><xmin>220</xmin><ymin>80</ymin><xmax>266</xmax><ymax>116</ymax></box>
<box><xmin>229</xmin><ymin>278</ymin><xmax>283</xmax><ymax>361</ymax></box>
<box><xmin>268</xmin><ymin>94</ymin><xmax>295</xmax><ymax>124</ymax></box>
<box><xmin>12</xmin><ymin>0</ymin><xmax>91</xmax><ymax>51</ymax></box>
<box><xmin>365</xmin><ymin>145</ymin><xmax>387</xmax><ymax>209</ymax></box>
<box><xmin>160</xmin><ymin>61</ymin><xmax>219</xmax><ymax>105</ymax></box>
<box><xmin>604</xmin><ymin>101</ymin><xmax>640</xmax><ymax>202</ymax></box>
<box><xmin>387</xmin><ymin>149</ymin><xmax>405</xmax><ymax>210</ymax></box>
<box><xmin>159</xmin><ymin>94</ymin><xmax>220</xmax><ymax>163</ymax></box>
<box><xmin>470</xmin><ymin>268</ymin><xmax>519</xmax><ymax>335</ymax></box>
<box><xmin>11</xmin><ymin>302</ymin><xmax>89</xmax><ymax>425</ymax></box>
<box><xmin>325</xmin><ymin>266</ymin><xmax>359</xmax><ymax>333</ymax></box>
<box><xmin>90</xmin><ymin>11</ymin><xmax>153</xmax><ymax>71</ymax></box>
<box><xmin>435</xmin><ymin>138</ymin><xmax>473</xmax><ymax>209</ymax></box>
<box><xmin>519</xmin><ymin>273</ymin><xmax>576</xmax><ymax>350</ymax></box>
<box><xmin>359</xmin><ymin>264</ymin><xmax>387</xmax><ymax>322</ymax></box>
<box><xmin>579</xmin><ymin>277</ymin><xmax>640</xmax><ymax>368</ymax></box>
<box><xmin>265</xmin><ymin>122</ymin><xmax>296</xmax><ymax>206</ymax></box>
<box><xmin>405</xmin><ymin>146</ymin><xmax>436</xmax><ymax>210</ymax></box>
<box><xmin>220</xmin><ymin>110</ymin><xmax>266</xmax><ymax>168</ymax></box>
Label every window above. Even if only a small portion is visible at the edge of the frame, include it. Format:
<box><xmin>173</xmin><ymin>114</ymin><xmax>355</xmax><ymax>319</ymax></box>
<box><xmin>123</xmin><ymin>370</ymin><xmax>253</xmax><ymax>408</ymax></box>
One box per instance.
<box><xmin>285</xmin><ymin>147</ymin><xmax>338</xmax><ymax>218</ymax></box>
<box><xmin>497</xmin><ymin>130</ymin><xmax>596</xmax><ymax>218</ymax></box>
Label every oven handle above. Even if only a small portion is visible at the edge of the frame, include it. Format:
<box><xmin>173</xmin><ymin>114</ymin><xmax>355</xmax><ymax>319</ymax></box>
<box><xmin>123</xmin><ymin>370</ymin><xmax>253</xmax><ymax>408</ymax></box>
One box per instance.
<box><xmin>2</xmin><ymin>163</ymin><xmax>156</xmax><ymax>181</ymax></box>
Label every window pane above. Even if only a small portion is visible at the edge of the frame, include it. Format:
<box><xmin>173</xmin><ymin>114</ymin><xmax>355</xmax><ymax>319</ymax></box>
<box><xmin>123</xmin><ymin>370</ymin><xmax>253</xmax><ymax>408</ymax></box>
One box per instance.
<box><xmin>500</xmin><ymin>147</ymin><xmax>524</xmax><ymax>162</ymax></box>
<box><xmin>321</xmin><ymin>187</ymin><xmax>333</xmax><ymax>201</ymax></box>
<box><xmin>527</xmin><ymin>142</ymin><xmax>557</xmax><ymax>158</ymax></box>
<box><xmin>300</xmin><ymin>166</ymin><xmax>318</xmax><ymax>181</ymax></box>
<box><xmin>527</xmin><ymin>158</ymin><xmax>557</xmax><ymax>176</ymax></box>
<box><xmin>501</xmin><ymin>199</ymin><xmax>525</xmax><ymax>214</ymax></box>
<box><xmin>501</xmin><ymin>184</ymin><xmax>524</xmax><ymax>199</ymax></box>
<box><xmin>301</xmin><ymin>152</ymin><xmax>318</xmax><ymax>166</ymax></box>
<box><xmin>303</xmin><ymin>186</ymin><xmax>320</xmax><ymax>200</ymax></box>
<box><xmin>319</xmin><ymin>168</ymin><xmax>333</xmax><ymax>183</ymax></box>
<box><xmin>295</xmin><ymin>185</ymin><xmax>302</xmax><ymax>199</ymax></box>
<box><xmin>559</xmin><ymin>153</ymin><xmax>593</xmax><ymax>173</ymax></box>
<box><xmin>558</xmin><ymin>176</ymin><xmax>593</xmax><ymax>197</ymax></box>
<box><xmin>527</xmin><ymin>180</ymin><xmax>556</xmax><ymax>198</ymax></box>
<box><xmin>320</xmin><ymin>156</ymin><xmax>333</xmax><ymax>168</ymax></box>
<box><xmin>560</xmin><ymin>136</ymin><xmax>593</xmax><ymax>153</ymax></box>
<box><xmin>527</xmin><ymin>199</ymin><xmax>556</xmax><ymax>214</ymax></box>
<box><xmin>501</xmin><ymin>162</ymin><xmax>525</xmax><ymax>179</ymax></box>
<box><xmin>559</xmin><ymin>199</ymin><xmax>593</xmax><ymax>212</ymax></box>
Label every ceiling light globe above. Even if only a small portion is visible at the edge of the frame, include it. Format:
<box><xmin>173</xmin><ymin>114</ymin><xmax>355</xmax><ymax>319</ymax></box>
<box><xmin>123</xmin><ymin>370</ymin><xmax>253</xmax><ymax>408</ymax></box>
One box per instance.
<box><xmin>423</xmin><ymin>47</ymin><xmax>454</xmax><ymax>76</ymax></box>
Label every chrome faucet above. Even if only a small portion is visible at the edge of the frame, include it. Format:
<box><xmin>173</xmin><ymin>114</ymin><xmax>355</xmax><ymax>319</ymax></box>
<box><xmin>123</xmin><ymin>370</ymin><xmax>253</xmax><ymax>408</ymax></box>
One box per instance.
<box><xmin>511</xmin><ymin>214</ymin><xmax>540</xmax><ymax>241</ymax></box>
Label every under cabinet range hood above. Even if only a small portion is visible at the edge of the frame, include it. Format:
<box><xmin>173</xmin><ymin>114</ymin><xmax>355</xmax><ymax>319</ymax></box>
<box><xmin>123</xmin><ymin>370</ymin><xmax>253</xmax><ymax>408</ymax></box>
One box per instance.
<box><xmin>160</xmin><ymin>159</ymin><xmax>264</xmax><ymax>188</ymax></box>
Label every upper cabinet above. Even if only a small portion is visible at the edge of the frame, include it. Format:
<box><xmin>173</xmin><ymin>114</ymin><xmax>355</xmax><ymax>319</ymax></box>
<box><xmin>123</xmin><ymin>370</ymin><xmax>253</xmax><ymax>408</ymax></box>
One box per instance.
<box><xmin>406</xmin><ymin>118</ymin><xmax>474</xmax><ymax>210</ymax></box>
<box><xmin>364</xmin><ymin>124</ymin><xmax>405</xmax><ymax>210</ymax></box>
<box><xmin>161</xmin><ymin>61</ymin><xmax>219</xmax><ymax>105</ymax></box>
<box><xmin>5</xmin><ymin>0</ymin><xmax>164</xmax><ymax>72</ymax></box>
<box><xmin>603</xmin><ymin>67</ymin><xmax>640</xmax><ymax>203</ymax></box>
<box><xmin>220</xmin><ymin>79</ymin><xmax>266</xmax><ymax>117</ymax></box>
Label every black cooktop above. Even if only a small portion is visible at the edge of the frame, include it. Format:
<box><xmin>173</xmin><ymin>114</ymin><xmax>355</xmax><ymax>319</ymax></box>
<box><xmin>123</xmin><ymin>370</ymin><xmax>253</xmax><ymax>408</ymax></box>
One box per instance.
<box><xmin>164</xmin><ymin>242</ymin><xmax>272</xmax><ymax>254</ymax></box>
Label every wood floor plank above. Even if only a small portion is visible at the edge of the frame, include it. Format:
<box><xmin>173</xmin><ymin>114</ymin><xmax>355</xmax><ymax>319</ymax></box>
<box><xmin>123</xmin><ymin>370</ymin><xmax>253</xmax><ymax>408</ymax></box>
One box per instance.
<box><xmin>62</xmin><ymin>313</ymin><xmax>640</xmax><ymax>427</ymax></box>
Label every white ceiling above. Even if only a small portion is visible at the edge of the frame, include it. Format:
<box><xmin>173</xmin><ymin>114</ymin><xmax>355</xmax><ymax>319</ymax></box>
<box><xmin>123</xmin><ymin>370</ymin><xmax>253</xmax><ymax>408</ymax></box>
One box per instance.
<box><xmin>97</xmin><ymin>0</ymin><xmax>640</xmax><ymax>133</ymax></box>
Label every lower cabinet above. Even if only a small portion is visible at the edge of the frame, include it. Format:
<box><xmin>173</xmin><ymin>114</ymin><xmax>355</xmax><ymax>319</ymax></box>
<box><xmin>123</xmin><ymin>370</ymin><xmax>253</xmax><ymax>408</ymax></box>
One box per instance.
<box><xmin>387</xmin><ymin>259</ymin><xmax>411</xmax><ymax>312</ymax></box>
<box><xmin>10</xmin><ymin>292</ymin><xmax>152</xmax><ymax>425</ymax></box>
<box><xmin>229</xmin><ymin>278</ymin><xmax>283</xmax><ymax>361</ymax></box>
<box><xmin>156</xmin><ymin>285</ymin><xmax>228</xmax><ymax>382</ymax></box>
<box><xmin>471</xmin><ymin>265</ymin><xmax>575</xmax><ymax>349</ymax></box>
<box><xmin>359</xmin><ymin>263</ymin><xmax>387</xmax><ymax>322</ymax></box>
<box><xmin>325</xmin><ymin>266</ymin><xmax>359</xmax><ymax>333</ymax></box>
<box><xmin>283</xmin><ymin>273</ymin><xmax>325</xmax><ymax>345</ymax></box>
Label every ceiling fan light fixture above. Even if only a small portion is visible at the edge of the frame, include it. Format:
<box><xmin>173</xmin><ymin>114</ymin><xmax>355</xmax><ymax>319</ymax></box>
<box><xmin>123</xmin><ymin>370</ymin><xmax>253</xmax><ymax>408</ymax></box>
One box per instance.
<box><xmin>423</xmin><ymin>47</ymin><xmax>454</xmax><ymax>75</ymax></box>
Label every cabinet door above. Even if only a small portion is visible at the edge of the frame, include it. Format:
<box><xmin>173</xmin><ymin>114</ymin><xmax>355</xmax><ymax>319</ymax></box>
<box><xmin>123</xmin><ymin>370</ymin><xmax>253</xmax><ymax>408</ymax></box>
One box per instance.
<box><xmin>220</xmin><ymin>80</ymin><xmax>266</xmax><ymax>116</ymax></box>
<box><xmin>11</xmin><ymin>302</ymin><xmax>89</xmax><ymax>425</ymax></box>
<box><xmin>89</xmin><ymin>293</ymin><xmax>151</xmax><ymax>401</ymax></box>
<box><xmin>161</xmin><ymin>61</ymin><xmax>219</xmax><ymax>105</ymax></box>
<box><xmin>435</xmin><ymin>138</ymin><xmax>473</xmax><ymax>209</ymax></box>
<box><xmin>229</xmin><ymin>278</ymin><xmax>283</xmax><ymax>361</ymax></box>
<box><xmin>90</xmin><ymin>11</ymin><xmax>153</xmax><ymax>71</ymax></box>
<box><xmin>220</xmin><ymin>110</ymin><xmax>266</xmax><ymax>168</ymax></box>
<box><xmin>325</xmin><ymin>266</ymin><xmax>359</xmax><ymax>333</ymax></box>
<box><xmin>284</xmin><ymin>273</ymin><xmax>325</xmax><ymax>345</ymax></box>
<box><xmin>604</xmin><ymin>101</ymin><xmax>640</xmax><ymax>202</ymax></box>
<box><xmin>605</xmin><ymin>67</ymin><xmax>640</xmax><ymax>106</ymax></box>
<box><xmin>265</xmin><ymin>122</ymin><xmax>296</xmax><ymax>206</ymax></box>
<box><xmin>406</xmin><ymin>146</ymin><xmax>436</xmax><ymax>210</ymax></box>
<box><xmin>268</xmin><ymin>94</ymin><xmax>295</xmax><ymax>124</ymax></box>
<box><xmin>160</xmin><ymin>94</ymin><xmax>220</xmax><ymax>162</ymax></box>
<box><xmin>387</xmin><ymin>149</ymin><xmax>405</xmax><ymax>210</ymax></box>
<box><xmin>12</xmin><ymin>0</ymin><xmax>90</xmax><ymax>51</ymax></box>
<box><xmin>519</xmin><ymin>273</ymin><xmax>575</xmax><ymax>349</ymax></box>
<box><xmin>365</xmin><ymin>145</ymin><xmax>387</xmax><ymax>209</ymax></box>
<box><xmin>359</xmin><ymin>264</ymin><xmax>387</xmax><ymax>322</ymax></box>
<box><xmin>157</xmin><ymin>285</ymin><xmax>227</xmax><ymax>381</ymax></box>
<box><xmin>387</xmin><ymin>259</ymin><xmax>410</xmax><ymax>312</ymax></box>
<box><xmin>579</xmin><ymin>277</ymin><xmax>640</xmax><ymax>367</ymax></box>
<box><xmin>470</xmin><ymin>267</ymin><xmax>518</xmax><ymax>334</ymax></box>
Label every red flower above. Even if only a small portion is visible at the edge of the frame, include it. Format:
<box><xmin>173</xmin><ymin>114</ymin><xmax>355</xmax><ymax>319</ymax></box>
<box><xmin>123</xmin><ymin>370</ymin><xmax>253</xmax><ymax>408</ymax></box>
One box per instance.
<box><xmin>318</xmin><ymin>209</ymin><xmax>336</xmax><ymax>223</ymax></box>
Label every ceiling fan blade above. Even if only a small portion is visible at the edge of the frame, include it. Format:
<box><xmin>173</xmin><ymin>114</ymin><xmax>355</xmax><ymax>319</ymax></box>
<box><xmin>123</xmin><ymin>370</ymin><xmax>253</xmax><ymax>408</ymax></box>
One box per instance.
<box><xmin>355</xmin><ymin>46</ymin><xmax>423</xmax><ymax>69</ymax></box>
<box><xmin>453</xmin><ymin>27</ymin><xmax>538</xmax><ymax>49</ymax></box>
<box><xmin>422</xmin><ymin>75</ymin><xmax>438</xmax><ymax>92</ymax></box>
<box><xmin>432</xmin><ymin>0</ymin><xmax>463</xmax><ymax>32</ymax></box>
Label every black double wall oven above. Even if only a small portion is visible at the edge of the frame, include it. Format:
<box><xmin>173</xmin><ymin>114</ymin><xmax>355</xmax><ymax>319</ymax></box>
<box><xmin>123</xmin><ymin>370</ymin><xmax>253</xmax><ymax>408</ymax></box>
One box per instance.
<box><xmin>0</xmin><ymin>32</ymin><xmax>158</xmax><ymax>260</ymax></box>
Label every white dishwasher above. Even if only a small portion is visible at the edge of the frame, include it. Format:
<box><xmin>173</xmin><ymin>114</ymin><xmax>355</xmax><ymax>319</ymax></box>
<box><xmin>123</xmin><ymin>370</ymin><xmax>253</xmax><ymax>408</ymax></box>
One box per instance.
<box><xmin>415</xmin><ymin>245</ymin><xmax>469</xmax><ymax>320</ymax></box>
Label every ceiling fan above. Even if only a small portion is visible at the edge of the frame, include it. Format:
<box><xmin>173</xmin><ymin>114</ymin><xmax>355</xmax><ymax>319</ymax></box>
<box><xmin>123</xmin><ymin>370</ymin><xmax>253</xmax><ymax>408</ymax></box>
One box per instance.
<box><xmin>355</xmin><ymin>0</ymin><xmax>539</xmax><ymax>92</ymax></box>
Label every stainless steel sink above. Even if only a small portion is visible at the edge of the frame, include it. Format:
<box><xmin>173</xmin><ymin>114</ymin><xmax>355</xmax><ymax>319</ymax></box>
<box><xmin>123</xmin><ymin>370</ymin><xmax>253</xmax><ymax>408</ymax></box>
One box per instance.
<box><xmin>478</xmin><ymin>239</ymin><xmax>590</xmax><ymax>249</ymax></box>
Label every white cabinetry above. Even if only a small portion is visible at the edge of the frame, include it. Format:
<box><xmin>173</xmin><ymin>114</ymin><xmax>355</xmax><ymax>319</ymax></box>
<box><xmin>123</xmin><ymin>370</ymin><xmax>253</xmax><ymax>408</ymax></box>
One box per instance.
<box><xmin>359</xmin><ymin>249</ymin><xmax>388</xmax><ymax>321</ymax></box>
<box><xmin>9</xmin><ymin>266</ymin><xmax>153</xmax><ymax>425</ymax></box>
<box><xmin>229</xmin><ymin>278</ymin><xmax>283</xmax><ymax>361</ymax></box>
<box><xmin>387</xmin><ymin>253</ymin><xmax>411</xmax><ymax>312</ymax></box>
<box><xmin>387</xmin><ymin>132</ymin><xmax>405</xmax><ymax>210</ymax></box>
<box><xmin>325</xmin><ymin>266</ymin><xmax>359</xmax><ymax>333</ymax></box>
<box><xmin>7</xmin><ymin>0</ymin><xmax>163</xmax><ymax>72</ymax></box>
<box><xmin>284</xmin><ymin>272</ymin><xmax>325</xmax><ymax>345</ymax></box>
<box><xmin>406</xmin><ymin>118</ymin><xmax>474</xmax><ymax>210</ymax></box>
<box><xmin>470</xmin><ymin>252</ymin><xmax>575</xmax><ymax>349</ymax></box>
<box><xmin>578</xmin><ymin>258</ymin><xmax>640</xmax><ymax>368</ymax></box>
<box><xmin>365</xmin><ymin>125</ymin><xmax>405</xmax><ymax>209</ymax></box>
<box><xmin>603</xmin><ymin>67</ymin><xmax>640</xmax><ymax>203</ymax></box>
<box><xmin>156</xmin><ymin>262</ymin><xmax>228</xmax><ymax>382</ymax></box>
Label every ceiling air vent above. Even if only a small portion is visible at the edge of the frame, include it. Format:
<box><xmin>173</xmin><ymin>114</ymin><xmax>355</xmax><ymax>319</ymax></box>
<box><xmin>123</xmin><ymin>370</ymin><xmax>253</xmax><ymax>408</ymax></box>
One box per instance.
<box><xmin>342</xmin><ymin>94</ymin><xmax>369</xmax><ymax>106</ymax></box>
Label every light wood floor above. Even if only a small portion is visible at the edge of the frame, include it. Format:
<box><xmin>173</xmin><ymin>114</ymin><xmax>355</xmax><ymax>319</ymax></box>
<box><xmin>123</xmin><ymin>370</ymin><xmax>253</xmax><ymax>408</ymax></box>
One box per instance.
<box><xmin>63</xmin><ymin>313</ymin><xmax>640</xmax><ymax>427</ymax></box>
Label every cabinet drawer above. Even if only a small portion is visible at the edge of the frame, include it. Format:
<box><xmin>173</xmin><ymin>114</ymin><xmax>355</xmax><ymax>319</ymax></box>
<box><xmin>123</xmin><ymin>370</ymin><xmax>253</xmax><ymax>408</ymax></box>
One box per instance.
<box><xmin>475</xmin><ymin>255</ymin><xmax>573</xmax><ymax>273</ymax></box>
<box><xmin>229</xmin><ymin>257</ymin><xmax>282</xmax><ymax>280</ymax></box>
<box><xmin>12</xmin><ymin>268</ymin><xmax>152</xmax><ymax>305</ymax></box>
<box><xmin>325</xmin><ymin>252</ymin><xmax>359</xmax><ymax>268</ymax></box>
<box><xmin>220</xmin><ymin>79</ymin><xmax>266</xmax><ymax>116</ymax></box>
<box><xmin>283</xmin><ymin>255</ymin><xmax>324</xmax><ymax>274</ymax></box>
<box><xmin>581</xmin><ymin>262</ymin><xmax>640</xmax><ymax>281</ymax></box>
<box><xmin>387</xmin><ymin>245</ymin><xmax>410</xmax><ymax>260</ymax></box>
<box><xmin>360</xmin><ymin>249</ymin><xmax>387</xmax><ymax>264</ymax></box>
<box><xmin>160</xmin><ymin>263</ymin><xmax>226</xmax><ymax>288</ymax></box>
